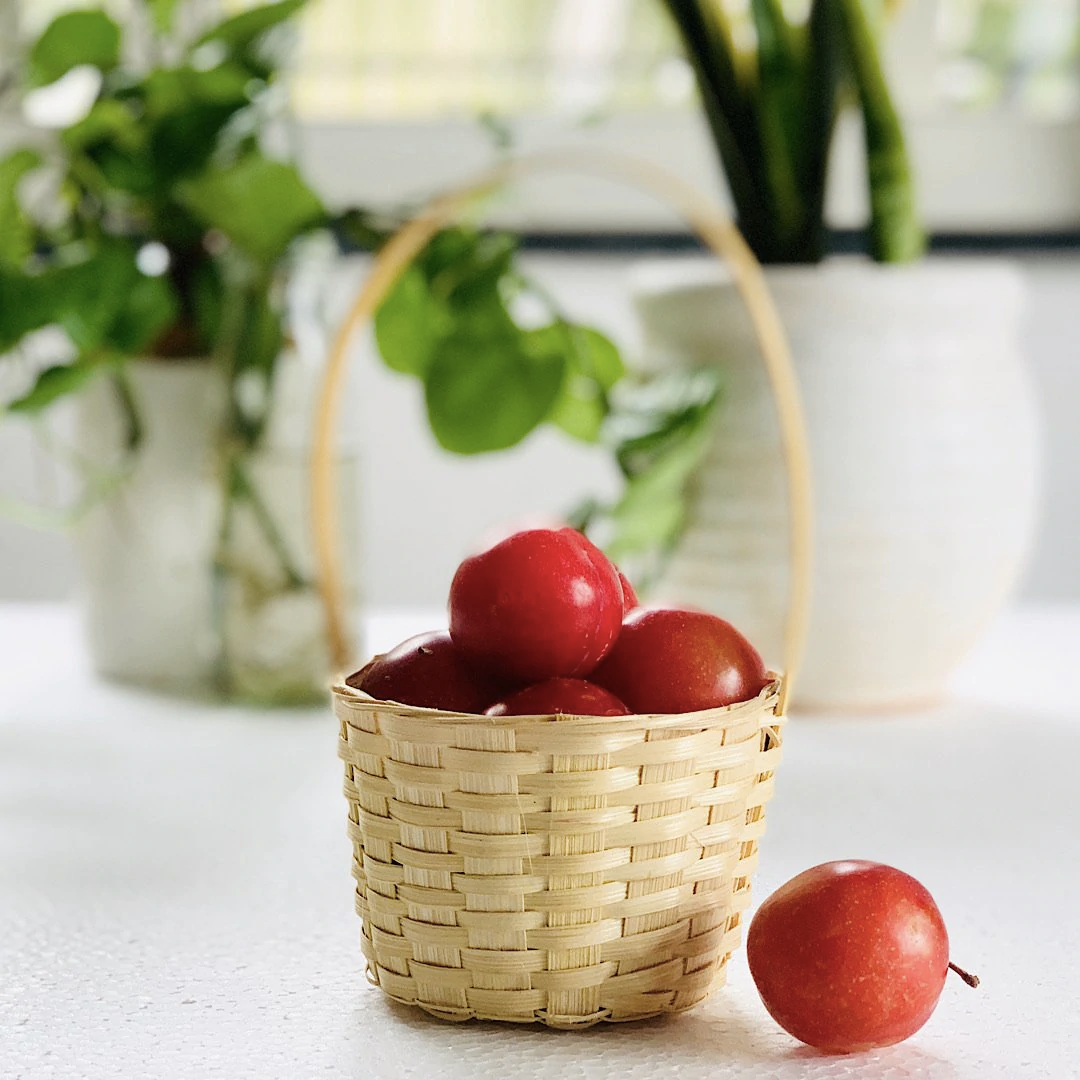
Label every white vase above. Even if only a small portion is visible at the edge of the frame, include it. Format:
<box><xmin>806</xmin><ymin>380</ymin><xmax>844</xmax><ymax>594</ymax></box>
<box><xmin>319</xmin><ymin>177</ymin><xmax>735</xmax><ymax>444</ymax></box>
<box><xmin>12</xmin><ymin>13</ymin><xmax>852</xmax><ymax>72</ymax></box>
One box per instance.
<box><xmin>632</xmin><ymin>259</ymin><xmax>1041</xmax><ymax>710</ymax></box>
<box><xmin>71</xmin><ymin>356</ymin><xmax>359</xmax><ymax>701</ymax></box>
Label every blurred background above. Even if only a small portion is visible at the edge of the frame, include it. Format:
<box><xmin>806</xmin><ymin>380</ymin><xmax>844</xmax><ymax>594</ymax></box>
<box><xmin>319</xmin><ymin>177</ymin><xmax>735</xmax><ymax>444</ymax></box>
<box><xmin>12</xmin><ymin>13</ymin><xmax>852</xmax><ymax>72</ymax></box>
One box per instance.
<box><xmin>0</xmin><ymin>0</ymin><xmax>1077</xmax><ymax>706</ymax></box>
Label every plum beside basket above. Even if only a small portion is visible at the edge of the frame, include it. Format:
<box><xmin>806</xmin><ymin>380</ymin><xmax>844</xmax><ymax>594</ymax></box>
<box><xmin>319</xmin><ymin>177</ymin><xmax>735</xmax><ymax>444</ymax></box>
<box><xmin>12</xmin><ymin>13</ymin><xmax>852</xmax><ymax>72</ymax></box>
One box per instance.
<box><xmin>312</xmin><ymin>150</ymin><xmax>813</xmax><ymax>1027</ymax></box>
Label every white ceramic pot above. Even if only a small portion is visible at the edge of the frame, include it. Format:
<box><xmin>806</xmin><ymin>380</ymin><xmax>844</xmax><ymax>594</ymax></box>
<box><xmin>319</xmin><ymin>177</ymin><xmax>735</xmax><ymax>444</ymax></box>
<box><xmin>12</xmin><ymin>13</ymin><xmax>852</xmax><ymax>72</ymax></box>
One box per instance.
<box><xmin>632</xmin><ymin>259</ymin><xmax>1041</xmax><ymax>710</ymax></box>
<box><xmin>71</xmin><ymin>356</ymin><xmax>359</xmax><ymax>700</ymax></box>
<box><xmin>72</xmin><ymin>360</ymin><xmax>226</xmax><ymax>693</ymax></box>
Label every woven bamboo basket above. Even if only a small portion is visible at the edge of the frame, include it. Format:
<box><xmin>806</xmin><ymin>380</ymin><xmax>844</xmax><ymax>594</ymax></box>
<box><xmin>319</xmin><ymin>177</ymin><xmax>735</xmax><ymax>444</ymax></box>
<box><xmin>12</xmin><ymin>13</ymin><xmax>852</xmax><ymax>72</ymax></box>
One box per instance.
<box><xmin>312</xmin><ymin>151</ymin><xmax>813</xmax><ymax>1028</ymax></box>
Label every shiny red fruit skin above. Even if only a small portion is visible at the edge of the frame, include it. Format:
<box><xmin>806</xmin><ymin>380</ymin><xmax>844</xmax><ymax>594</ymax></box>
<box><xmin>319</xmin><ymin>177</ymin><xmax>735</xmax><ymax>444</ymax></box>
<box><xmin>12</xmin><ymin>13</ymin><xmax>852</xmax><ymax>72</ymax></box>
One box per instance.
<box><xmin>747</xmin><ymin>861</ymin><xmax>952</xmax><ymax>1053</ymax></box>
<box><xmin>591</xmin><ymin>607</ymin><xmax>768</xmax><ymax>714</ymax></box>
<box><xmin>345</xmin><ymin>631</ymin><xmax>506</xmax><ymax>713</ymax></box>
<box><xmin>449</xmin><ymin>528</ymin><xmax>624</xmax><ymax>682</ymax></box>
<box><xmin>555</xmin><ymin>527</ymin><xmax>637</xmax><ymax>615</ymax></box>
<box><xmin>485</xmin><ymin>677</ymin><xmax>630</xmax><ymax>717</ymax></box>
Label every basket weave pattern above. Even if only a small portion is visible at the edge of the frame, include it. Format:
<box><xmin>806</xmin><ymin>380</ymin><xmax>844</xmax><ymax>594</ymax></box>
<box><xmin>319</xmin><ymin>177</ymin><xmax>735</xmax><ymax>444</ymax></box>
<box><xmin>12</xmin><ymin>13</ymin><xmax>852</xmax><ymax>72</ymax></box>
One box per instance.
<box><xmin>335</xmin><ymin>680</ymin><xmax>784</xmax><ymax>1027</ymax></box>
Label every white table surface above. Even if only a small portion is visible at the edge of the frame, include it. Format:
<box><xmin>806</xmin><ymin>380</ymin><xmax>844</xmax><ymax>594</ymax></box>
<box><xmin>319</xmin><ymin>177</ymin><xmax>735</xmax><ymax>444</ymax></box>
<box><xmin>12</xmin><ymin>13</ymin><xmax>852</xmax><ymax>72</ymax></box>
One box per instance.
<box><xmin>2</xmin><ymin>603</ymin><xmax>1078</xmax><ymax>1080</ymax></box>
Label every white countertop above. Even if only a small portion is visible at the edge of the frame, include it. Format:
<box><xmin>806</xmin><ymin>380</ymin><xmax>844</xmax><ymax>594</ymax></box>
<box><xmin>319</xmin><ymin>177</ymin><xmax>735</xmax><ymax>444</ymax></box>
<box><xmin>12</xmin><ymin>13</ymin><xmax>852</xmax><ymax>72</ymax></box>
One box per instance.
<box><xmin>2</xmin><ymin>604</ymin><xmax>1078</xmax><ymax>1080</ymax></box>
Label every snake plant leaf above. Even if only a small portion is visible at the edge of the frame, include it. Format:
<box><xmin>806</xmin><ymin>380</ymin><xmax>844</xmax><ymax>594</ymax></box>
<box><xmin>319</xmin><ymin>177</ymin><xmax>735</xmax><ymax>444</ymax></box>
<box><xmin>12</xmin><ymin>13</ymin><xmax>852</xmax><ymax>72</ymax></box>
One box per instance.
<box><xmin>750</xmin><ymin>0</ymin><xmax>816</xmax><ymax>255</ymax></box>
<box><xmin>834</xmin><ymin>0</ymin><xmax>924</xmax><ymax>262</ymax></box>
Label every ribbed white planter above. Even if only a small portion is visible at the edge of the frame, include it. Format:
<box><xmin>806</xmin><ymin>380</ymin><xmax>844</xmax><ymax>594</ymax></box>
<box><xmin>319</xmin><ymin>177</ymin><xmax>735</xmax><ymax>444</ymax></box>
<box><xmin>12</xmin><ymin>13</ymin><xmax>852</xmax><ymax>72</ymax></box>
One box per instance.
<box><xmin>71</xmin><ymin>356</ymin><xmax>359</xmax><ymax>701</ymax></box>
<box><xmin>632</xmin><ymin>259</ymin><xmax>1041</xmax><ymax>710</ymax></box>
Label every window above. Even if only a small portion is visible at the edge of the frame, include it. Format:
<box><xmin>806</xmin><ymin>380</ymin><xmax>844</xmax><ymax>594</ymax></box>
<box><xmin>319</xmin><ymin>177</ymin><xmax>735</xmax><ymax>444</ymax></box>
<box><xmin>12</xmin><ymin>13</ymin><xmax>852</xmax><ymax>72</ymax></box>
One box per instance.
<box><xmin>289</xmin><ymin>0</ymin><xmax>1080</xmax><ymax>232</ymax></box>
<box><xmin>7</xmin><ymin>0</ymin><xmax>1080</xmax><ymax>230</ymax></box>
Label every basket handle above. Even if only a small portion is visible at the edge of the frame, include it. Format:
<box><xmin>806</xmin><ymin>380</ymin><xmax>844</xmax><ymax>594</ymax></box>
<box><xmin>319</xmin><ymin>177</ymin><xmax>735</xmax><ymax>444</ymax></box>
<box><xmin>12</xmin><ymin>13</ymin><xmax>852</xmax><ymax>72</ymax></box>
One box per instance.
<box><xmin>311</xmin><ymin>149</ymin><xmax>813</xmax><ymax>714</ymax></box>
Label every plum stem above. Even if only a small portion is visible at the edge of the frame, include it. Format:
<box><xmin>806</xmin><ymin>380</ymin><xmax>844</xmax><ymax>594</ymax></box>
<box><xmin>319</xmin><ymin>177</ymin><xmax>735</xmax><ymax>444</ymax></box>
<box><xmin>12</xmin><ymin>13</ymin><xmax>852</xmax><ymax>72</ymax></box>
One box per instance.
<box><xmin>949</xmin><ymin>962</ymin><xmax>980</xmax><ymax>988</ymax></box>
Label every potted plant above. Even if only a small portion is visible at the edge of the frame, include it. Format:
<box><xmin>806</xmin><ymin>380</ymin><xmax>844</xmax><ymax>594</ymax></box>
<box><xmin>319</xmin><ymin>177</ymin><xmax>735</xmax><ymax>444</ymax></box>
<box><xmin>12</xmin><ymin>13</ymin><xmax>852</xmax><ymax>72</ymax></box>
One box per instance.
<box><xmin>631</xmin><ymin>0</ymin><xmax>1040</xmax><ymax>708</ymax></box>
<box><xmin>1</xmin><ymin>1</ymin><xmax>655</xmax><ymax>702</ymax></box>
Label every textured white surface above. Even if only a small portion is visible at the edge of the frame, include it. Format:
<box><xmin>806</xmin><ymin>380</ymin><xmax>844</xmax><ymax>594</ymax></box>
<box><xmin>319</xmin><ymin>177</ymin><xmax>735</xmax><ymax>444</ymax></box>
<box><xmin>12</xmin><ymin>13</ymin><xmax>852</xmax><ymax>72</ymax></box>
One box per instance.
<box><xmin>2</xmin><ymin>604</ymin><xmax>1078</xmax><ymax>1080</ymax></box>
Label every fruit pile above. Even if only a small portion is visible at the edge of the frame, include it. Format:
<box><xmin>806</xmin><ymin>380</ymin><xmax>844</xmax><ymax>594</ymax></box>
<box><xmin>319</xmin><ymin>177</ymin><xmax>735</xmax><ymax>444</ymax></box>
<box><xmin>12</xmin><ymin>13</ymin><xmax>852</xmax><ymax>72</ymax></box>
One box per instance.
<box><xmin>347</xmin><ymin>525</ymin><xmax>770</xmax><ymax>716</ymax></box>
<box><xmin>344</xmin><ymin>524</ymin><xmax>980</xmax><ymax>1053</ymax></box>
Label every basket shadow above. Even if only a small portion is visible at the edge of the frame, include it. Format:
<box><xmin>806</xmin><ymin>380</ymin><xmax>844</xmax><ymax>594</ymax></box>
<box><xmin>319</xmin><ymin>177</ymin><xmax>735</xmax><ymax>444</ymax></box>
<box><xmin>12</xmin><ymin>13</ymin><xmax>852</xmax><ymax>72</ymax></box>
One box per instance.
<box><xmin>370</xmin><ymin>994</ymin><xmax>957</xmax><ymax>1076</ymax></box>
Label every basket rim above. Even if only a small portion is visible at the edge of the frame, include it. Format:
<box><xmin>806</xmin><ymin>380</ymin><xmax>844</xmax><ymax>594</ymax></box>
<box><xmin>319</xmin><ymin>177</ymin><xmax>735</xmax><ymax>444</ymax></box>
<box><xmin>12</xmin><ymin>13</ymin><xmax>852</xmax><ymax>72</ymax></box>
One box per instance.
<box><xmin>331</xmin><ymin>674</ymin><xmax>783</xmax><ymax>731</ymax></box>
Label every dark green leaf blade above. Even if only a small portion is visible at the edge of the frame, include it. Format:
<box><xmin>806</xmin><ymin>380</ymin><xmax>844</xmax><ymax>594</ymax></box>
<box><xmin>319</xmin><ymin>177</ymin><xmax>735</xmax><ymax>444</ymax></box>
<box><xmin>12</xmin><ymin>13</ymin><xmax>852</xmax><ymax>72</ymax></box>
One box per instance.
<box><xmin>0</xmin><ymin>270</ymin><xmax>59</xmax><ymax>351</ymax></box>
<box><xmin>549</xmin><ymin>371</ymin><xmax>607</xmax><ymax>443</ymax></box>
<box><xmin>106</xmin><ymin>272</ymin><xmax>179</xmax><ymax>353</ymax></box>
<box><xmin>0</xmin><ymin>149</ymin><xmax>42</xmax><ymax>268</ymax></box>
<box><xmin>176</xmin><ymin>153</ymin><xmax>325</xmax><ymax>264</ymax></box>
<box><xmin>52</xmin><ymin>242</ymin><xmax>139</xmax><ymax>351</ymax></box>
<box><xmin>28</xmin><ymin>10</ymin><xmax>121</xmax><ymax>87</ymax></box>
<box><xmin>374</xmin><ymin>267</ymin><xmax>447</xmax><ymax>376</ymax></box>
<box><xmin>425</xmin><ymin>330</ymin><xmax>566</xmax><ymax>454</ymax></box>
<box><xmin>750</xmin><ymin>0</ymin><xmax>816</xmax><ymax>255</ymax></box>
<box><xmin>571</xmin><ymin>326</ymin><xmax>623</xmax><ymax>390</ymax></box>
<box><xmin>834</xmin><ymin>0</ymin><xmax>924</xmax><ymax>262</ymax></box>
<box><xmin>145</xmin><ymin>0</ymin><xmax>181</xmax><ymax>34</ymax></box>
<box><xmin>6</xmin><ymin>357</ymin><xmax>109</xmax><ymax>414</ymax></box>
<box><xmin>62</xmin><ymin>99</ymin><xmax>140</xmax><ymax>151</ymax></box>
<box><xmin>195</xmin><ymin>0</ymin><xmax>307</xmax><ymax>51</ymax></box>
<box><xmin>545</xmin><ymin>325</ymin><xmax>623</xmax><ymax>444</ymax></box>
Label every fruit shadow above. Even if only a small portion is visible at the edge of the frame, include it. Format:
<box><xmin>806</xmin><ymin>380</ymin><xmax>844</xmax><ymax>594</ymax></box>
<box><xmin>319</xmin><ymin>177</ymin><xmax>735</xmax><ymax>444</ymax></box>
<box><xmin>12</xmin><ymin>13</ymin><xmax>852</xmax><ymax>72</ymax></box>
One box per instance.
<box><xmin>369</xmin><ymin>995</ymin><xmax>958</xmax><ymax>1078</ymax></box>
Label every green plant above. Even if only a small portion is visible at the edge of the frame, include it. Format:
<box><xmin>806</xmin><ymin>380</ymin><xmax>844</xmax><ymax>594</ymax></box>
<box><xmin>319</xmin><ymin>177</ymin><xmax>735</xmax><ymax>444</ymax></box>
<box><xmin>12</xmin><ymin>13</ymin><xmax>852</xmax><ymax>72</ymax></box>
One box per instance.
<box><xmin>0</xmin><ymin>1</ymin><xmax>321</xmax><ymax>440</ymax></box>
<box><xmin>661</xmin><ymin>0</ymin><xmax>923</xmax><ymax>263</ymax></box>
<box><xmin>367</xmin><ymin>220</ymin><xmax>720</xmax><ymax>583</ymax></box>
<box><xmin>0</xmin><ymin>0</ymin><xmax>714</xmax><ymax>628</ymax></box>
<box><xmin>0</xmin><ymin>3</ymin><xmax>637</xmax><ymax>518</ymax></box>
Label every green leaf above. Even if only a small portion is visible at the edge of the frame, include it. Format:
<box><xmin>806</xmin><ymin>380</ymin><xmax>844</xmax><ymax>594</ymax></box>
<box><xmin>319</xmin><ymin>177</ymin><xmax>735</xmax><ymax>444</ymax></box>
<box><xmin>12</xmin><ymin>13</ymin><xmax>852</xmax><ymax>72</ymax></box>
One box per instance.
<box><xmin>569</xmin><ymin>326</ymin><xmax>623</xmax><ymax>390</ymax></box>
<box><xmin>176</xmin><ymin>153</ymin><xmax>325</xmax><ymax>264</ymax></box>
<box><xmin>6</xmin><ymin>357</ymin><xmax>110</xmax><ymax>414</ymax></box>
<box><xmin>195</xmin><ymin>0</ymin><xmax>307</xmax><ymax>52</ymax></box>
<box><xmin>374</xmin><ymin>266</ymin><xmax>448</xmax><ymax>376</ymax></box>
<box><xmin>62</xmin><ymin>100</ymin><xmax>140</xmax><ymax>152</ymax></box>
<box><xmin>144</xmin><ymin>0</ymin><xmax>180</xmax><ymax>33</ymax></box>
<box><xmin>28</xmin><ymin>10</ymin><xmax>121</xmax><ymax>87</ymax></box>
<box><xmin>660</xmin><ymin>0</ymin><xmax>772</xmax><ymax>255</ymax></box>
<box><xmin>750</xmin><ymin>0</ymin><xmax>814</xmax><ymax>252</ymax></box>
<box><xmin>834</xmin><ymin>0</ymin><xmax>924</xmax><ymax>262</ymax></box>
<box><xmin>87</xmin><ymin>143</ymin><xmax>158</xmax><ymax>196</ymax></box>
<box><xmin>332</xmin><ymin>208</ymin><xmax>389</xmax><ymax>252</ymax></box>
<box><xmin>581</xmin><ymin>369</ymin><xmax>722</xmax><ymax>577</ymax></box>
<box><xmin>52</xmin><ymin>242</ymin><xmax>139</xmax><ymax>351</ymax></box>
<box><xmin>543</xmin><ymin>324</ymin><xmax>624</xmax><ymax>444</ymax></box>
<box><xmin>0</xmin><ymin>150</ymin><xmax>42</xmax><ymax>268</ymax></box>
<box><xmin>0</xmin><ymin>270</ymin><xmax>59</xmax><ymax>351</ymax></box>
<box><xmin>238</xmin><ymin>290</ymin><xmax>283</xmax><ymax>376</ymax></box>
<box><xmin>142</xmin><ymin>63</ymin><xmax>253</xmax><ymax>114</ymax></box>
<box><xmin>191</xmin><ymin>257</ymin><xmax>225</xmax><ymax>347</ymax></box>
<box><xmin>439</xmin><ymin>232</ymin><xmax>517</xmax><ymax>310</ymax></box>
<box><xmin>151</xmin><ymin>102</ymin><xmax>247</xmax><ymax>180</ymax></box>
<box><xmin>106</xmin><ymin>272</ymin><xmax>179</xmax><ymax>353</ymax></box>
<box><xmin>136</xmin><ymin>65</ymin><xmax>257</xmax><ymax>182</ymax></box>
<box><xmin>549</xmin><ymin>371</ymin><xmax>607</xmax><ymax>443</ymax></box>
<box><xmin>418</xmin><ymin>228</ymin><xmax>480</xmax><ymax>282</ymax></box>
<box><xmin>424</xmin><ymin>329</ymin><xmax>566</xmax><ymax>454</ymax></box>
<box><xmin>606</xmin><ymin>369</ymin><xmax>721</xmax><ymax>475</ymax></box>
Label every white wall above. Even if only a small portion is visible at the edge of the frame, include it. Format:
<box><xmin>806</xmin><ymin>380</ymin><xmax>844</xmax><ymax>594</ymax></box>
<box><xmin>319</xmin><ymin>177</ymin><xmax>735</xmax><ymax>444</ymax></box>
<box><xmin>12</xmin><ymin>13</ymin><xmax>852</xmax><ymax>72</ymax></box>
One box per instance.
<box><xmin>1</xmin><ymin>251</ymin><xmax>1078</xmax><ymax>607</ymax></box>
